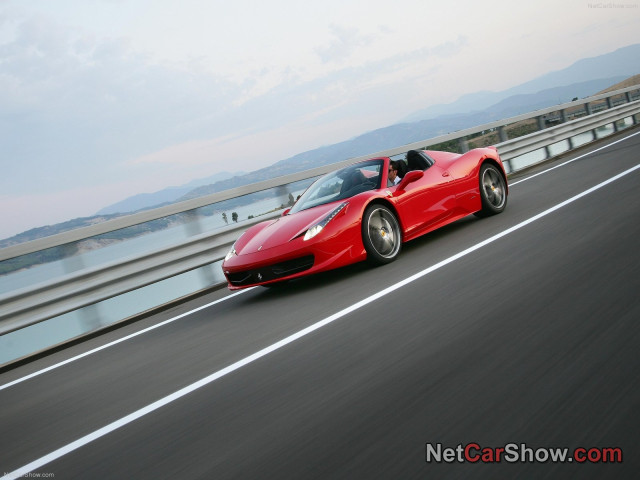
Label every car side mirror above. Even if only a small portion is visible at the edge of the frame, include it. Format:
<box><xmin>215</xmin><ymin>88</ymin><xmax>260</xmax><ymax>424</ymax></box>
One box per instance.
<box><xmin>282</xmin><ymin>208</ymin><xmax>291</xmax><ymax>216</ymax></box>
<box><xmin>396</xmin><ymin>170</ymin><xmax>424</xmax><ymax>190</ymax></box>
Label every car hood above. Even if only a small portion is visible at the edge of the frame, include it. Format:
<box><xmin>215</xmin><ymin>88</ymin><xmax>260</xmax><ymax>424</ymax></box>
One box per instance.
<box><xmin>236</xmin><ymin>203</ymin><xmax>342</xmax><ymax>255</ymax></box>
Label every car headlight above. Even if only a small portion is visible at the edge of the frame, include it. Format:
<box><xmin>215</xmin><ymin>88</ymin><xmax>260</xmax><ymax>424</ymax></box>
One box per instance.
<box><xmin>303</xmin><ymin>202</ymin><xmax>348</xmax><ymax>241</ymax></box>
<box><xmin>224</xmin><ymin>232</ymin><xmax>245</xmax><ymax>261</ymax></box>
<box><xmin>224</xmin><ymin>244</ymin><xmax>237</xmax><ymax>261</ymax></box>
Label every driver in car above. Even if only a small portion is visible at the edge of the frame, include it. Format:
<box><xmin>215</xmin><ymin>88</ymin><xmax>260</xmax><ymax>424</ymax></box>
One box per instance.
<box><xmin>387</xmin><ymin>160</ymin><xmax>401</xmax><ymax>186</ymax></box>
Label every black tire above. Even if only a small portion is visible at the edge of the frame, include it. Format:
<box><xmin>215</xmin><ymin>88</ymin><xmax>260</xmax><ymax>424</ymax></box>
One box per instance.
<box><xmin>475</xmin><ymin>163</ymin><xmax>507</xmax><ymax>217</ymax></box>
<box><xmin>362</xmin><ymin>204</ymin><xmax>402</xmax><ymax>265</ymax></box>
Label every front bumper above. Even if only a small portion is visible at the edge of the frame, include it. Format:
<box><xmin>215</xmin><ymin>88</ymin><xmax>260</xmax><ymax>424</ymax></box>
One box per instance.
<box><xmin>224</xmin><ymin>255</ymin><xmax>315</xmax><ymax>288</ymax></box>
<box><xmin>222</xmin><ymin>232</ymin><xmax>365</xmax><ymax>290</ymax></box>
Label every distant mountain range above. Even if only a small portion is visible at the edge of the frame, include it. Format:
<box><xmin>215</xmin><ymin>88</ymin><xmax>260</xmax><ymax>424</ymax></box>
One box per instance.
<box><xmin>402</xmin><ymin>43</ymin><xmax>640</xmax><ymax>122</ymax></box>
<box><xmin>97</xmin><ymin>170</ymin><xmax>246</xmax><ymax>215</ymax></box>
<box><xmin>2</xmin><ymin>43</ymin><xmax>639</xmax><ymax>246</ymax></box>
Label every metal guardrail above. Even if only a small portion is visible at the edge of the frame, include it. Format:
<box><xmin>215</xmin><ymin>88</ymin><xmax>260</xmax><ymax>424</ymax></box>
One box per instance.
<box><xmin>498</xmin><ymin>100</ymin><xmax>640</xmax><ymax>165</ymax></box>
<box><xmin>0</xmin><ymin>224</ymin><xmax>244</xmax><ymax>334</ymax></box>
<box><xmin>1</xmin><ymin>88</ymin><xmax>639</xmax><ymax>336</ymax></box>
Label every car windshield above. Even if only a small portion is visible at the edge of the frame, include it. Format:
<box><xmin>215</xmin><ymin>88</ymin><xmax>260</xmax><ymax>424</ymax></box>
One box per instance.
<box><xmin>289</xmin><ymin>159</ymin><xmax>384</xmax><ymax>214</ymax></box>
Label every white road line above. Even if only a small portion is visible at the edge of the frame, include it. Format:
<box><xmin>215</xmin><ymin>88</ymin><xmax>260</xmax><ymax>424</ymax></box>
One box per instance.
<box><xmin>0</xmin><ymin>288</ymin><xmax>254</xmax><ymax>392</ymax></box>
<box><xmin>510</xmin><ymin>129</ymin><xmax>640</xmax><ymax>186</ymax></box>
<box><xmin>1</xmin><ymin>128</ymin><xmax>638</xmax><ymax>391</ymax></box>
<box><xmin>3</xmin><ymin>163</ymin><xmax>639</xmax><ymax>480</ymax></box>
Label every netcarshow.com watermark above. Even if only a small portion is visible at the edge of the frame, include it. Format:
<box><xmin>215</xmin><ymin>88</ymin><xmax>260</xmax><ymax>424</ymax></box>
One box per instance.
<box><xmin>425</xmin><ymin>442</ymin><xmax>623</xmax><ymax>464</ymax></box>
<box><xmin>587</xmin><ymin>2</ymin><xmax>638</xmax><ymax>7</ymax></box>
<box><xmin>3</xmin><ymin>473</ymin><xmax>54</xmax><ymax>479</ymax></box>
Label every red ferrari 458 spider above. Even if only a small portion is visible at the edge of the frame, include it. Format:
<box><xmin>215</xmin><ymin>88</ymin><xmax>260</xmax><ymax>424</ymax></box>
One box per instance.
<box><xmin>222</xmin><ymin>147</ymin><xmax>508</xmax><ymax>289</ymax></box>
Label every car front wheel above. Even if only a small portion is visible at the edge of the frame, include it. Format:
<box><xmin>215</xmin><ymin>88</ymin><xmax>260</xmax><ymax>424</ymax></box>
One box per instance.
<box><xmin>362</xmin><ymin>204</ymin><xmax>402</xmax><ymax>265</ymax></box>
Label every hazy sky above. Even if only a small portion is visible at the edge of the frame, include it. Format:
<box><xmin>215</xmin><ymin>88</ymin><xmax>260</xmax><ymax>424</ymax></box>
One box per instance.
<box><xmin>1</xmin><ymin>0</ymin><xmax>639</xmax><ymax>239</ymax></box>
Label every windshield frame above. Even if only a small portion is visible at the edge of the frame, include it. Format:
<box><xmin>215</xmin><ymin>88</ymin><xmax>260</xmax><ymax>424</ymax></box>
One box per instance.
<box><xmin>288</xmin><ymin>159</ymin><xmax>385</xmax><ymax>214</ymax></box>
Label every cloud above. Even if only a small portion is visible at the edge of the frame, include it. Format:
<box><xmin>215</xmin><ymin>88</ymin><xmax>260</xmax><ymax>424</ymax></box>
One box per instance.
<box><xmin>0</xmin><ymin>7</ymin><xmax>470</xmax><ymax>199</ymax></box>
<box><xmin>315</xmin><ymin>24</ymin><xmax>374</xmax><ymax>64</ymax></box>
<box><xmin>430</xmin><ymin>35</ymin><xmax>469</xmax><ymax>58</ymax></box>
<box><xmin>122</xmin><ymin>33</ymin><xmax>473</xmax><ymax>179</ymax></box>
<box><xmin>0</xmin><ymin>14</ymin><xmax>246</xmax><ymax>194</ymax></box>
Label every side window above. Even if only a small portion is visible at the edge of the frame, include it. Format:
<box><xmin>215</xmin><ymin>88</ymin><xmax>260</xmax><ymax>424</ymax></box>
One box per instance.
<box><xmin>358</xmin><ymin>163</ymin><xmax>383</xmax><ymax>188</ymax></box>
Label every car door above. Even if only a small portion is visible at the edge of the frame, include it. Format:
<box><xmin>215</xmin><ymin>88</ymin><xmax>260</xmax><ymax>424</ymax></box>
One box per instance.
<box><xmin>391</xmin><ymin>163</ymin><xmax>456</xmax><ymax>240</ymax></box>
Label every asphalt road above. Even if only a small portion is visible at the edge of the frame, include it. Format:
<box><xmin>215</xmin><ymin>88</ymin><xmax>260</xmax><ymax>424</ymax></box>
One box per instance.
<box><xmin>2</xmin><ymin>128</ymin><xmax>640</xmax><ymax>479</ymax></box>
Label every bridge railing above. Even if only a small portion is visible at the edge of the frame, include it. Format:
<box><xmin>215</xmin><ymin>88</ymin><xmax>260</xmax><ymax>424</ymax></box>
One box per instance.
<box><xmin>1</xmin><ymin>85</ymin><xmax>639</xmax><ymax>365</ymax></box>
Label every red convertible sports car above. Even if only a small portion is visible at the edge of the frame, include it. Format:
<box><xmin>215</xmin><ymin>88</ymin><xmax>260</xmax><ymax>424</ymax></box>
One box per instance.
<box><xmin>222</xmin><ymin>147</ymin><xmax>508</xmax><ymax>289</ymax></box>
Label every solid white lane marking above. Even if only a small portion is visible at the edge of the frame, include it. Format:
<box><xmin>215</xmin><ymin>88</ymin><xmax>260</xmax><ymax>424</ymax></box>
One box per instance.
<box><xmin>0</xmin><ymin>289</ymin><xmax>254</xmax><ymax>392</ymax></box>
<box><xmin>2</xmin><ymin>129</ymin><xmax>638</xmax><ymax>392</ymax></box>
<box><xmin>3</xmin><ymin>163</ymin><xmax>639</xmax><ymax>480</ymax></box>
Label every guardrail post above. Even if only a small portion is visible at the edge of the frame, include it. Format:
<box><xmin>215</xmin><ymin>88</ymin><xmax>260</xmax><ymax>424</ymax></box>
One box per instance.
<box><xmin>536</xmin><ymin>115</ymin><xmax>551</xmax><ymax>159</ymax></box>
<box><xmin>498</xmin><ymin>126</ymin><xmax>508</xmax><ymax>142</ymax></box>
<box><xmin>626</xmin><ymin>92</ymin><xmax>633</xmax><ymax>103</ymax></box>
<box><xmin>61</xmin><ymin>244</ymin><xmax>103</xmax><ymax>330</ymax></box>
<box><xmin>458</xmin><ymin>137</ymin><xmax>469</xmax><ymax>153</ymax></box>
<box><xmin>183</xmin><ymin>211</ymin><xmax>219</xmax><ymax>285</ymax></box>
<box><xmin>604</xmin><ymin>98</ymin><xmax>621</xmax><ymax>132</ymax></box>
<box><xmin>183</xmin><ymin>210</ymin><xmax>203</xmax><ymax>236</ymax></box>
<box><xmin>560</xmin><ymin>110</ymin><xmax>574</xmax><ymax>149</ymax></box>
<box><xmin>583</xmin><ymin>102</ymin><xmax>599</xmax><ymax>139</ymax></box>
<box><xmin>502</xmin><ymin>158</ymin><xmax>513</xmax><ymax>174</ymax></box>
<box><xmin>560</xmin><ymin>109</ymin><xmax>568</xmax><ymax>123</ymax></box>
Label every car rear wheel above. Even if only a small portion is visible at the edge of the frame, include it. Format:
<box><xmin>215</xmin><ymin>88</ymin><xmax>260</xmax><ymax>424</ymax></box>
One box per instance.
<box><xmin>475</xmin><ymin>163</ymin><xmax>507</xmax><ymax>217</ymax></box>
<box><xmin>362</xmin><ymin>204</ymin><xmax>402</xmax><ymax>265</ymax></box>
